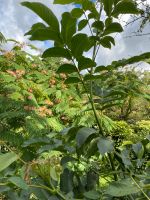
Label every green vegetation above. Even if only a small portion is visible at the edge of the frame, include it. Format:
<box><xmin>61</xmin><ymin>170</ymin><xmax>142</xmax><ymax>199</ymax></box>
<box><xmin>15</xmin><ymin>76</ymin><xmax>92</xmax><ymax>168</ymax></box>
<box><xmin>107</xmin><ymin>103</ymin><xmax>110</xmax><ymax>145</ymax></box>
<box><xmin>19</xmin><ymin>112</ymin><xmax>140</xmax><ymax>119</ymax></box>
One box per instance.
<box><xmin>0</xmin><ymin>0</ymin><xmax>150</xmax><ymax>199</ymax></box>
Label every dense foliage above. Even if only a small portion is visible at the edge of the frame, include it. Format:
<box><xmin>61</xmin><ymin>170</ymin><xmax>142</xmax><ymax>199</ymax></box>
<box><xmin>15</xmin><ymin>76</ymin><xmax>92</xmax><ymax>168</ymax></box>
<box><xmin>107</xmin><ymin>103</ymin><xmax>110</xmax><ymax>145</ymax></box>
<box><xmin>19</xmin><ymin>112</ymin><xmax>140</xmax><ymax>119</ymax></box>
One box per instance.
<box><xmin>0</xmin><ymin>0</ymin><xmax>150</xmax><ymax>200</ymax></box>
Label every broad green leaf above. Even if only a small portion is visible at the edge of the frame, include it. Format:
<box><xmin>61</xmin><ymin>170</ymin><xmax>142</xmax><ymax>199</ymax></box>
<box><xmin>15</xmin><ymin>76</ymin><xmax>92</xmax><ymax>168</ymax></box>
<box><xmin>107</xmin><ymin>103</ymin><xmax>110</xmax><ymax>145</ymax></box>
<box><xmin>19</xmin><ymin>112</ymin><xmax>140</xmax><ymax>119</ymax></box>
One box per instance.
<box><xmin>30</xmin><ymin>28</ymin><xmax>62</xmax><ymax>43</ymax></box>
<box><xmin>85</xmin><ymin>137</ymin><xmax>99</xmax><ymax>158</ymax></box>
<box><xmin>103</xmin><ymin>0</ymin><xmax>113</xmax><ymax>16</ymax></box>
<box><xmin>76</xmin><ymin>127</ymin><xmax>96</xmax><ymax>148</ymax></box>
<box><xmin>78</xmin><ymin>19</ymin><xmax>88</xmax><ymax>31</ymax></box>
<box><xmin>71</xmin><ymin>33</ymin><xmax>89</xmax><ymax>58</ymax></box>
<box><xmin>84</xmin><ymin>191</ymin><xmax>100</xmax><ymax>200</ymax></box>
<box><xmin>78</xmin><ymin>56</ymin><xmax>96</xmax><ymax>71</ymax></box>
<box><xmin>97</xmin><ymin>137</ymin><xmax>114</xmax><ymax>156</ymax></box>
<box><xmin>105</xmin><ymin>17</ymin><xmax>113</xmax><ymax>27</ymax></box>
<box><xmin>104</xmin><ymin>22</ymin><xmax>123</xmax><ymax>35</ymax></box>
<box><xmin>57</xmin><ymin>64</ymin><xmax>77</xmax><ymax>74</ymax></box>
<box><xmin>84</xmin><ymin>74</ymin><xmax>101</xmax><ymax>81</ymax></box>
<box><xmin>21</xmin><ymin>2</ymin><xmax>59</xmax><ymax>32</ymax></box>
<box><xmin>64</xmin><ymin>77</ymin><xmax>81</xmax><ymax>84</ymax></box>
<box><xmin>71</xmin><ymin>8</ymin><xmax>83</xmax><ymax>18</ymax></box>
<box><xmin>132</xmin><ymin>142</ymin><xmax>144</xmax><ymax>159</ymax></box>
<box><xmin>61</xmin><ymin>12</ymin><xmax>77</xmax><ymax>46</ymax></box>
<box><xmin>60</xmin><ymin>168</ymin><xmax>73</xmax><ymax>193</ymax></box>
<box><xmin>121</xmin><ymin>149</ymin><xmax>132</xmax><ymax>166</ymax></box>
<box><xmin>42</xmin><ymin>47</ymin><xmax>72</xmax><ymax>59</ymax></box>
<box><xmin>25</xmin><ymin>22</ymin><xmax>46</xmax><ymax>36</ymax></box>
<box><xmin>94</xmin><ymin>65</ymin><xmax>111</xmax><ymax>73</ymax></box>
<box><xmin>105</xmin><ymin>178</ymin><xmax>140</xmax><ymax>196</ymax></box>
<box><xmin>112</xmin><ymin>0</ymin><xmax>139</xmax><ymax>16</ymax></box>
<box><xmin>8</xmin><ymin>177</ymin><xmax>28</xmax><ymax>190</ymax></box>
<box><xmin>54</xmin><ymin>0</ymin><xmax>81</xmax><ymax>4</ymax></box>
<box><xmin>0</xmin><ymin>152</ymin><xmax>18</xmax><ymax>172</ymax></box>
<box><xmin>82</xmin><ymin>0</ymin><xmax>98</xmax><ymax>18</ymax></box>
<box><xmin>100</xmin><ymin>36</ymin><xmax>115</xmax><ymax>49</ymax></box>
<box><xmin>61</xmin><ymin>156</ymin><xmax>77</xmax><ymax>166</ymax></box>
<box><xmin>22</xmin><ymin>137</ymin><xmax>51</xmax><ymax>147</ymax></box>
<box><xmin>92</xmin><ymin>21</ymin><xmax>104</xmax><ymax>31</ymax></box>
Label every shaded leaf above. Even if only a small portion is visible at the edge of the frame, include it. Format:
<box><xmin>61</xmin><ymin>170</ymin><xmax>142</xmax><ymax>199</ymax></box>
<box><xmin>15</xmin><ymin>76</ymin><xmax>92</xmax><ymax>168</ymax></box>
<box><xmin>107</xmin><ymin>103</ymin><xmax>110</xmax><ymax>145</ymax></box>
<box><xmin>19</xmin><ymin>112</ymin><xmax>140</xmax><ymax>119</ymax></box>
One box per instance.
<box><xmin>112</xmin><ymin>0</ymin><xmax>139</xmax><ymax>16</ymax></box>
<box><xmin>103</xmin><ymin>0</ymin><xmax>113</xmax><ymax>16</ymax></box>
<box><xmin>0</xmin><ymin>152</ymin><xmax>18</xmax><ymax>172</ymax></box>
<box><xmin>105</xmin><ymin>178</ymin><xmax>140</xmax><ymax>197</ymax></box>
<box><xmin>30</xmin><ymin>28</ymin><xmax>62</xmax><ymax>44</ymax></box>
<box><xmin>71</xmin><ymin>8</ymin><xmax>83</xmax><ymax>18</ymax></box>
<box><xmin>104</xmin><ymin>22</ymin><xmax>123</xmax><ymax>35</ymax></box>
<box><xmin>57</xmin><ymin>64</ymin><xmax>77</xmax><ymax>74</ymax></box>
<box><xmin>60</xmin><ymin>168</ymin><xmax>74</xmax><ymax>193</ymax></box>
<box><xmin>78</xmin><ymin>19</ymin><xmax>88</xmax><ymax>31</ymax></box>
<box><xmin>97</xmin><ymin>137</ymin><xmax>114</xmax><ymax>156</ymax></box>
<box><xmin>22</xmin><ymin>2</ymin><xmax>59</xmax><ymax>32</ymax></box>
<box><xmin>76</xmin><ymin>127</ymin><xmax>96</xmax><ymax>148</ymax></box>
<box><xmin>92</xmin><ymin>21</ymin><xmax>104</xmax><ymax>31</ymax></box>
<box><xmin>42</xmin><ymin>47</ymin><xmax>72</xmax><ymax>59</ymax></box>
<box><xmin>84</xmin><ymin>190</ymin><xmax>100</xmax><ymax>199</ymax></box>
<box><xmin>61</xmin><ymin>12</ymin><xmax>77</xmax><ymax>46</ymax></box>
<box><xmin>64</xmin><ymin>77</ymin><xmax>81</xmax><ymax>84</ymax></box>
<box><xmin>71</xmin><ymin>33</ymin><xmax>89</xmax><ymax>58</ymax></box>
<box><xmin>8</xmin><ymin>177</ymin><xmax>28</xmax><ymax>190</ymax></box>
<box><xmin>78</xmin><ymin>56</ymin><xmax>96</xmax><ymax>71</ymax></box>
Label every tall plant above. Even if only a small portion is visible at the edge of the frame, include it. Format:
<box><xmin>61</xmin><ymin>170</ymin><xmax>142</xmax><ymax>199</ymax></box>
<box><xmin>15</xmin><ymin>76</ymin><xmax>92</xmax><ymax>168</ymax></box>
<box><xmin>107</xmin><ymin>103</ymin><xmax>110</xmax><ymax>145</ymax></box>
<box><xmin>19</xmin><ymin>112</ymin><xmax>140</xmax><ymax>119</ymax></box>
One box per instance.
<box><xmin>0</xmin><ymin>0</ymin><xmax>150</xmax><ymax>200</ymax></box>
<box><xmin>20</xmin><ymin>0</ymin><xmax>150</xmax><ymax>199</ymax></box>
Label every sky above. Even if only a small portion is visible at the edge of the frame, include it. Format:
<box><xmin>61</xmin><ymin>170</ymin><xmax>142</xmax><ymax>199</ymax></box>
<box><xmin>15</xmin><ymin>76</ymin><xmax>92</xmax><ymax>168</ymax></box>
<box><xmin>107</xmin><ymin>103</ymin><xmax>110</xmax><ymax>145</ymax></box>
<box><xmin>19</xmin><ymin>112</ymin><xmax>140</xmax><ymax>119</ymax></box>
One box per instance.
<box><xmin>0</xmin><ymin>0</ymin><xmax>150</xmax><ymax>69</ymax></box>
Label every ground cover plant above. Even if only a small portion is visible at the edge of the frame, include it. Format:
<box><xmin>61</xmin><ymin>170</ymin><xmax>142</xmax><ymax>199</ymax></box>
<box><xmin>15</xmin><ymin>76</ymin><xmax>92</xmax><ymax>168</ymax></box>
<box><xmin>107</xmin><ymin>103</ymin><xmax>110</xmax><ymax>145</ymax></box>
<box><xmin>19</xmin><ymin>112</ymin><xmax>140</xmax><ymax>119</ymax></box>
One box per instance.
<box><xmin>0</xmin><ymin>0</ymin><xmax>150</xmax><ymax>199</ymax></box>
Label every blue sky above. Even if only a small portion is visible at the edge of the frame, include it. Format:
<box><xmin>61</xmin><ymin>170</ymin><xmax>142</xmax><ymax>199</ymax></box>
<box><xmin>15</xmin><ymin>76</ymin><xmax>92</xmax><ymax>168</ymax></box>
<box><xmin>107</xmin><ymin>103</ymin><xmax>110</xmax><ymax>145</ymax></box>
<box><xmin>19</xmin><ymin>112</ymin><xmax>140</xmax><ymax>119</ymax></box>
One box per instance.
<box><xmin>0</xmin><ymin>0</ymin><xmax>150</xmax><ymax>69</ymax></box>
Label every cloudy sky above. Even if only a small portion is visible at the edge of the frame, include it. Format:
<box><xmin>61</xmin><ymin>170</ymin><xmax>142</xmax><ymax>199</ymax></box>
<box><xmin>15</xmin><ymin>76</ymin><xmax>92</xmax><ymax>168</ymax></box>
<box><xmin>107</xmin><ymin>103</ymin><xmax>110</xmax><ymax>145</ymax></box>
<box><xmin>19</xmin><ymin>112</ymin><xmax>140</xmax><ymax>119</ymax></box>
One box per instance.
<box><xmin>0</xmin><ymin>0</ymin><xmax>150</xmax><ymax>68</ymax></box>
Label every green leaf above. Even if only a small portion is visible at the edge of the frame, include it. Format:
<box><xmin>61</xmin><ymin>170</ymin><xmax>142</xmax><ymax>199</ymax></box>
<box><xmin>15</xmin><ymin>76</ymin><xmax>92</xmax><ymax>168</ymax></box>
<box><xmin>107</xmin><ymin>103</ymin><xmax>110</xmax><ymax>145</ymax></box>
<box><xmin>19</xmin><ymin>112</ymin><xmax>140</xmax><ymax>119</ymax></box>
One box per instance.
<box><xmin>105</xmin><ymin>178</ymin><xmax>140</xmax><ymax>197</ymax></box>
<box><xmin>25</xmin><ymin>22</ymin><xmax>47</xmax><ymax>35</ymax></box>
<box><xmin>105</xmin><ymin>17</ymin><xmax>113</xmax><ymax>27</ymax></box>
<box><xmin>50</xmin><ymin>167</ymin><xmax>59</xmax><ymax>181</ymax></box>
<box><xmin>61</xmin><ymin>12</ymin><xmax>77</xmax><ymax>46</ymax></box>
<box><xmin>54</xmin><ymin>0</ymin><xmax>81</xmax><ymax>4</ymax></box>
<box><xmin>8</xmin><ymin>177</ymin><xmax>28</xmax><ymax>190</ymax></box>
<box><xmin>104</xmin><ymin>22</ymin><xmax>123</xmax><ymax>35</ymax></box>
<box><xmin>64</xmin><ymin>77</ymin><xmax>81</xmax><ymax>84</ymax></box>
<box><xmin>84</xmin><ymin>74</ymin><xmax>101</xmax><ymax>81</ymax></box>
<box><xmin>71</xmin><ymin>8</ymin><xmax>83</xmax><ymax>18</ymax></box>
<box><xmin>97</xmin><ymin>137</ymin><xmax>114</xmax><ymax>156</ymax></box>
<box><xmin>103</xmin><ymin>0</ymin><xmax>113</xmax><ymax>16</ymax></box>
<box><xmin>84</xmin><ymin>190</ymin><xmax>100</xmax><ymax>199</ymax></box>
<box><xmin>78</xmin><ymin>19</ymin><xmax>88</xmax><ymax>31</ymax></box>
<box><xmin>76</xmin><ymin>127</ymin><xmax>96</xmax><ymax>148</ymax></box>
<box><xmin>100</xmin><ymin>36</ymin><xmax>115</xmax><ymax>49</ymax></box>
<box><xmin>112</xmin><ymin>0</ymin><xmax>139</xmax><ymax>16</ymax></box>
<box><xmin>71</xmin><ymin>33</ymin><xmax>89</xmax><ymax>58</ymax></box>
<box><xmin>42</xmin><ymin>47</ymin><xmax>72</xmax><ymax>59</ymax></box>
<box><xmin>132</xmin><ymin>142</ymin><xmax>144</xmax><ymax>159</ymax></box>
<box><xmin>21</xmin><ymin>2</ymin><xmax>59</xmax><ymax>32</ymax></box>
<box><xmin>92</xmin><ymin>21</ymin><xmax>104</xmax><ymax>31</ymax></box>
<box><xmin>94</xmin><ymin>65</ymin><xmax>111</xmax><ymax>73</ymax></box>
<box><xmin>30</xmin><ymin>28</ymin><xmax>62</xmax><ymax>43</ymax></box>
<box><xmin>0</xmin><ymin>152</ymin><xmax>18</xmax><ymax>172</ymax></box>
<box><xmin>57</xmin><ymin>64</ymin><xmax>77</xmax><ymax>74</ymax></box>
<box><xmin>110</xmin><ymin>52</ymin><xmax>150</xmax><ymax>68</ymax></box>
<box><xmin>60</xmin><ymin>168</ymin><xmax>74</xmax><ymax>193</ymax></box>
<box><xmin>85</xmin><ymin>137</ymin><xmax>99</xmax><ymax>158</ymax></box>
<box><xmin>78</xmin><ymin>56</ymin><xmax>96</xmax><ymax>71</ymax></box>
